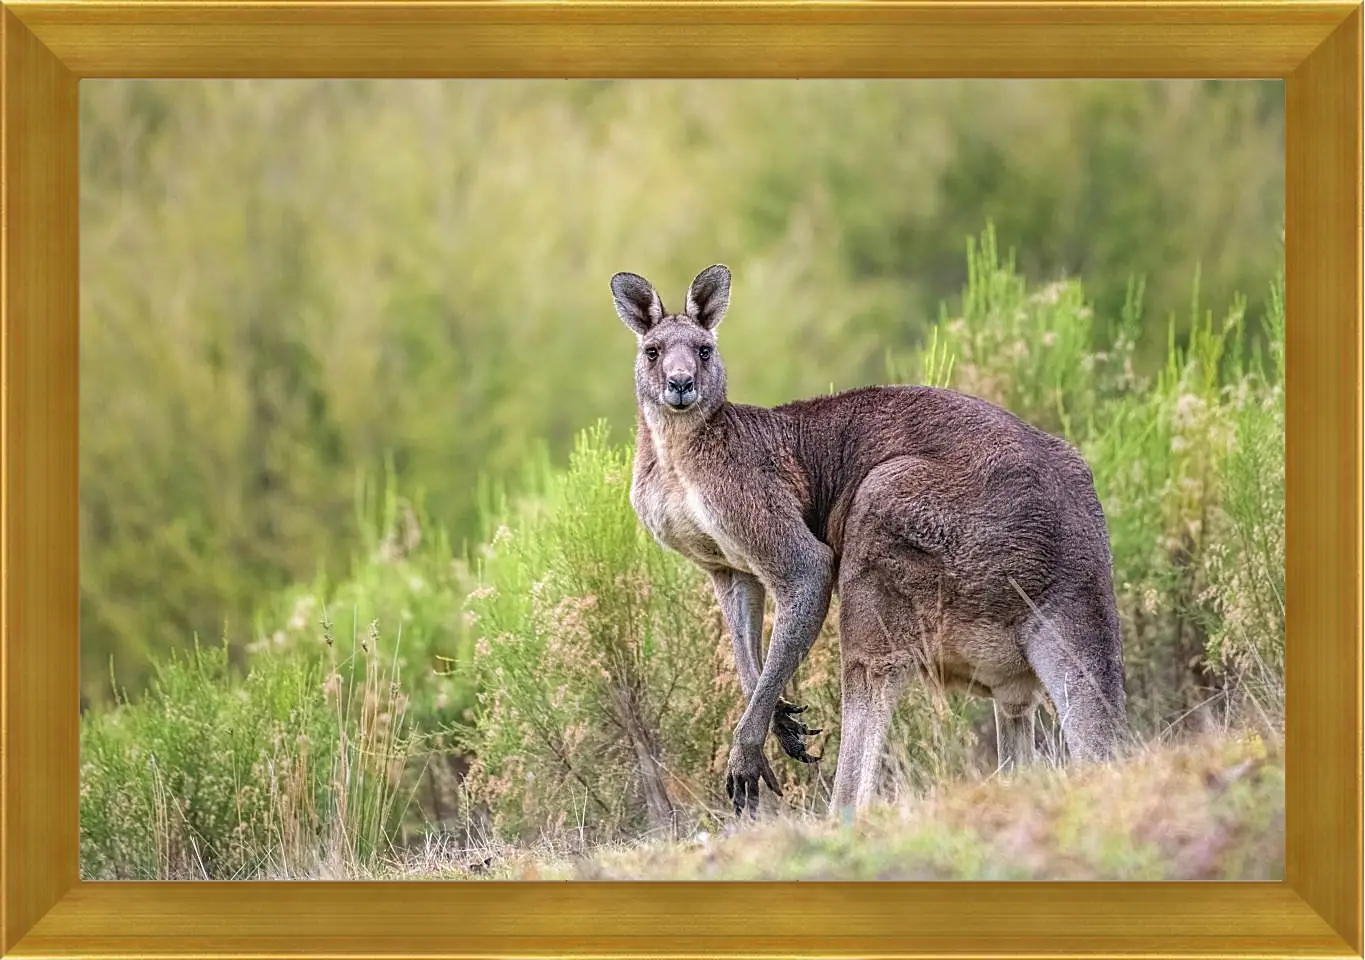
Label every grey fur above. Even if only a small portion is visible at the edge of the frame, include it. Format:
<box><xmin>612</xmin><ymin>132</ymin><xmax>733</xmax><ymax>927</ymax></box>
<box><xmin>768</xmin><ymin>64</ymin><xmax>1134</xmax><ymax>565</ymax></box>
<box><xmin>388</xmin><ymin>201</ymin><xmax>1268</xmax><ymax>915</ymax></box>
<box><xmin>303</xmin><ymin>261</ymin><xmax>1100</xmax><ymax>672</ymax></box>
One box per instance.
<box><xmin>614</xmin><ymin>264</ymin><xmax>1128</xmax><ymax>818</ymax></box>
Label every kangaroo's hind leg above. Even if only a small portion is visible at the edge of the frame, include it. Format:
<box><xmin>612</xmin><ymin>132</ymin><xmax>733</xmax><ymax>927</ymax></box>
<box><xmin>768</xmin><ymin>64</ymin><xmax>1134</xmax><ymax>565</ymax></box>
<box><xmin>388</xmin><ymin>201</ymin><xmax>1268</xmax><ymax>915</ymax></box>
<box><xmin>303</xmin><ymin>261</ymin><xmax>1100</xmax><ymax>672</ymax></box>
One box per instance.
<box><xmin>995</xmin><ymin>706</ymin><xmax>1034</xmax><ymax>771</ymax></box>
<box><xmin>830</xmin><ymin>456</ymin><xmax>955</xmax><ymax>814</ymax></box>
<box><xmin>1021</xmin><ymin>591</ymin><xmax>1128</xmax><ymax>764</ymax></box>
<box><xmin>829</xmin><ymin>572</ymin><xmax>914</xmax><ymax>814</ymax></box>
<box><xmin>990</xmin><ymin>665</ymin><xmax>1044</xmax><ymax>771</ymax></box>
<box><xmin>829</xmin><ymin>657</ymin><xmax>870</xmax><ymax>812</ymax></box>
<box><xmin>993</xmin><ymin>698</ymin><xmax>1039</xmax><ymax>771</ymax></box>
<box><xmin>830</xmin><ymin>659</ymin><xmax>912</xmax><ymax>813</ymax></box>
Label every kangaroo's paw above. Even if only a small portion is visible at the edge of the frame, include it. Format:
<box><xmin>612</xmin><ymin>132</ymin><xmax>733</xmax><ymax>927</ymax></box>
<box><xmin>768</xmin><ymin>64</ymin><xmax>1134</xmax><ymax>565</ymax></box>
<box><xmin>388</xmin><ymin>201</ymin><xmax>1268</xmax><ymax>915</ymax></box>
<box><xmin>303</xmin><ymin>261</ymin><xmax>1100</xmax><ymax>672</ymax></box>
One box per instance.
<box><xmin>725</xmin><ymin>741</ymin><xmax>781</xmax><ymax>818</ymax></box>
<box><xmin>773</xmin><ymin>698</ymin><xmax>822</xmax><ymax>764</ymax></box>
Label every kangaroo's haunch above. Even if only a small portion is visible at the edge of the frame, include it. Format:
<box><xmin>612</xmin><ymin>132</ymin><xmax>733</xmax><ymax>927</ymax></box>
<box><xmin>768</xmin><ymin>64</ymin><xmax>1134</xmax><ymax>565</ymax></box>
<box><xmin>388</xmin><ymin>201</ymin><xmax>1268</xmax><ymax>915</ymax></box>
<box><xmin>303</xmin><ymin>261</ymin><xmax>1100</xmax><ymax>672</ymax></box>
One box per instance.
<box><xmin>612</xmin><ymin>264</ymin><xmax>1129</xmax><ymax>818</ymax></box>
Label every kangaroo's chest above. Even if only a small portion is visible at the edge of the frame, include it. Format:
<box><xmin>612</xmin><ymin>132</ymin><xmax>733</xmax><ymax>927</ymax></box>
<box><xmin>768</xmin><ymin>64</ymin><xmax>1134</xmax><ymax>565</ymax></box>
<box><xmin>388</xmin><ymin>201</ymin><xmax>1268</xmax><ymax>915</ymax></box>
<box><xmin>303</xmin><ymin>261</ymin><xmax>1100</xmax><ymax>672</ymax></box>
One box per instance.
<box><xmin>632</xmin><ymin>470</ymin><xmax>753</xmax><ymax>574</ymax></box>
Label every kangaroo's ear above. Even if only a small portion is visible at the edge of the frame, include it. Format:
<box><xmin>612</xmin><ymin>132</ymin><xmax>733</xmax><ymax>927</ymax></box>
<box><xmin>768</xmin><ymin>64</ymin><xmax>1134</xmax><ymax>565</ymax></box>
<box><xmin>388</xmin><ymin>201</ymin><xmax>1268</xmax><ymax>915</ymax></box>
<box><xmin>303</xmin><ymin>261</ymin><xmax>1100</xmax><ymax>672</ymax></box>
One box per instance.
<box><xmin>611</xmin><ymin>272</ymin><xmax>665</xmax><ymax>337</ymax></box>
<box><xmin>685</xmin><ymin>264</ymin><xmax>731</xmax><ymax>331</ymax></box>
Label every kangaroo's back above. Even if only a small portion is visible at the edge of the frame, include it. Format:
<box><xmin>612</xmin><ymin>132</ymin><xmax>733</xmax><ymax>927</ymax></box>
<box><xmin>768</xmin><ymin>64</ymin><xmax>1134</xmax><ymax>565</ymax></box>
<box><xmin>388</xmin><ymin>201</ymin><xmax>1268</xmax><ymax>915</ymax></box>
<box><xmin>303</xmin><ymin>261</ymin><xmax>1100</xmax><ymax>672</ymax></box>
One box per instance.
<box><xmin>769</xmin><ymin>384</ymin><xmax>1105</xmax><ymax>570</ymax></box>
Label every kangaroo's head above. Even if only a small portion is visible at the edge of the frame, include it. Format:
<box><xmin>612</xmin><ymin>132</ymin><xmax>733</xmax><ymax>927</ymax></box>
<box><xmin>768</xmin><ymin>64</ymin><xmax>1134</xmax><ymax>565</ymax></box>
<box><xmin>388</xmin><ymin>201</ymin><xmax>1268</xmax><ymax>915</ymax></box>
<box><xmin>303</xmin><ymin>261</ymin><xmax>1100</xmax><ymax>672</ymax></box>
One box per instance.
<box><xmin>611</xmin><ymin>264</ymin><xmax>731</xmax><ymax>420</ymax></box>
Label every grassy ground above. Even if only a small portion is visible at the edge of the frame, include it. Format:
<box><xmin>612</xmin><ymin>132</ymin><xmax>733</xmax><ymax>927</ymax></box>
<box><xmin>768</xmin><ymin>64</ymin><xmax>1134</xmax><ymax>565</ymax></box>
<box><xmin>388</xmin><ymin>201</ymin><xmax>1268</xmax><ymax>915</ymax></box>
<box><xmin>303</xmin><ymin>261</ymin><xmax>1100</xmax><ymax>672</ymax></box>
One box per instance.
<box><xmin>377</xmin><ymin>733</ymin><xmax>1281</xmax><ymax>882</ymax></box>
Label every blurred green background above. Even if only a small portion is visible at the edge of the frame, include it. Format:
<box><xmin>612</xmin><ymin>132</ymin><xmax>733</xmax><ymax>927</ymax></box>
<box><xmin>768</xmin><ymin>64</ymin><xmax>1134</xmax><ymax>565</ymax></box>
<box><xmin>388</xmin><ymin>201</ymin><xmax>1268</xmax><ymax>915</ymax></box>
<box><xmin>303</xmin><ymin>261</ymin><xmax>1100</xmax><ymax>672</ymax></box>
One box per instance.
<box><xmin>79</xmin><ymin>79</ymin><xmax>1285</xmax><ymax>706</ymax></box>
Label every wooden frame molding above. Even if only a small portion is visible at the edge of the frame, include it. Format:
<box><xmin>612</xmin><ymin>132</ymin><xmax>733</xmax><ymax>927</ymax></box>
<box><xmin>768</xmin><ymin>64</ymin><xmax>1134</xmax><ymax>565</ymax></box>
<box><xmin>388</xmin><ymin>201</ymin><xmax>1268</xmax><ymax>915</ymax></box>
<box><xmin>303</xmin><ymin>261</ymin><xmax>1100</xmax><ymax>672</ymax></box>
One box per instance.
<box><xmin>3</xmin><ymin>2</ymin><xmax>1360</xmax><ymax>958</ymax></box>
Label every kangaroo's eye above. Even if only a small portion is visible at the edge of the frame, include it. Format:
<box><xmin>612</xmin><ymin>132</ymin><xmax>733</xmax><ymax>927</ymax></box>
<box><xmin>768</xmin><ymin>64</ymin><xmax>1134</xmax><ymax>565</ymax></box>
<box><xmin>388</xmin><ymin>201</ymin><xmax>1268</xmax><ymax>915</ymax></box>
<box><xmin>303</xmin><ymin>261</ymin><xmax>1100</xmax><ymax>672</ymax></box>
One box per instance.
<box><xmin>698</xmin><ymin>346</ymin><xmax>713</xmax><ymax>361</ymax></box>
<box><xmin>644</xmin><ymin>346</ymin><xmax>659</xmax><ymax>362</ymax></box>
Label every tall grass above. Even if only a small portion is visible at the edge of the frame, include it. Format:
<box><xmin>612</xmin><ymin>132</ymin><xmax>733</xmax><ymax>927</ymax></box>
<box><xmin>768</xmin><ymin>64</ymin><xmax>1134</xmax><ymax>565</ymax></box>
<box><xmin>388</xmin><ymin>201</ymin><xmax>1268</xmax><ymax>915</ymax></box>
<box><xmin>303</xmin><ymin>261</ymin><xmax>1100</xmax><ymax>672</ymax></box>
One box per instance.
<box><xmin>81</xmin><ymin>625</ymin><xmax>415</xmax><ymax>879</ymax></box>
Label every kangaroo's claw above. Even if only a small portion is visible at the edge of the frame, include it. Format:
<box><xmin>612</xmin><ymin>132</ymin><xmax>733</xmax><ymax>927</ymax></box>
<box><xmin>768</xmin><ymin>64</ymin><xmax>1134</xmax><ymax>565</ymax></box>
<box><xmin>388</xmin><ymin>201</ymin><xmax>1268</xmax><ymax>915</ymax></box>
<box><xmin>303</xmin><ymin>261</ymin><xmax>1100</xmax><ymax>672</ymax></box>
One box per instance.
<box><xmin>773</xmin><ymin>698</ymin><xmax>823</xmax><ymax>764</ymax></box>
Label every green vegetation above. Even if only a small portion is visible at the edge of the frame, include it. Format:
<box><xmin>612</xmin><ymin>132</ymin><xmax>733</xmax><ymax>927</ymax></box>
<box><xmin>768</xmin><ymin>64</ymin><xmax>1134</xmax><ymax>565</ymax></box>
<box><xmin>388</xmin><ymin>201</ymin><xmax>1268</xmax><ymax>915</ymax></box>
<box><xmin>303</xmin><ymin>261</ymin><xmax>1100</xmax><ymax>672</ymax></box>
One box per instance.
<box><xmin>80</xmin><ymin>226</ymin><xmax>1286</xmax><ymax>880</ymax></box>
<box><xmin>79</xmin><ymin>80</ymin><xmax>1285</xmax><ymax>703</ymax></box>
<box><xmin>81</xmin><ymin>631</ymin><xmax>413</xmax><ymax>879</ymax></box>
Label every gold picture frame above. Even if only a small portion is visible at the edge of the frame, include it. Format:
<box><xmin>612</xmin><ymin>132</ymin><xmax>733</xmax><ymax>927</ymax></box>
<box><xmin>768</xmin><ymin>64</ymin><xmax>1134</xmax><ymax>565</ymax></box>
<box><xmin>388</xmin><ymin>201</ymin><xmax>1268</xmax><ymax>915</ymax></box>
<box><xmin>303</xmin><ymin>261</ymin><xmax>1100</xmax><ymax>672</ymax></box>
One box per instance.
<box><xmin>2</xmin><ymin>2</ymin><xmax>1360</xmax><ymax>956</ymax></box>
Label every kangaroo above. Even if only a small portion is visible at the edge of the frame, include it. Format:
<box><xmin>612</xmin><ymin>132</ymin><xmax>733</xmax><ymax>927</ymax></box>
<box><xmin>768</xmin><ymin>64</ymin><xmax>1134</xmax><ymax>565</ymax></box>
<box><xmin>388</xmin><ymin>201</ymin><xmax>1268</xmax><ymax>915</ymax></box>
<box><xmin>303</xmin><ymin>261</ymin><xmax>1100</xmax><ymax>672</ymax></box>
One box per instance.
<box><xmin>612</xmin><ymin>264</ymin><xmax>1128</xmax><ymax>817</ymax></box>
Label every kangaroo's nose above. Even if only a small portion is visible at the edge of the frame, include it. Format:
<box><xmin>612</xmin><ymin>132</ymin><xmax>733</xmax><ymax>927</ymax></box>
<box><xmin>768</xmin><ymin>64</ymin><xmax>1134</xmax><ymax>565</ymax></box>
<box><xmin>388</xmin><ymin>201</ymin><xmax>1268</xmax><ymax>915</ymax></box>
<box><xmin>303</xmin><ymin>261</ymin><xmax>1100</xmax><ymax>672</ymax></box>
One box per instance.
<box><xmin>667</xmin><ymin>374</ymin><xmax>695</xmax><ymax>394</ymax></box>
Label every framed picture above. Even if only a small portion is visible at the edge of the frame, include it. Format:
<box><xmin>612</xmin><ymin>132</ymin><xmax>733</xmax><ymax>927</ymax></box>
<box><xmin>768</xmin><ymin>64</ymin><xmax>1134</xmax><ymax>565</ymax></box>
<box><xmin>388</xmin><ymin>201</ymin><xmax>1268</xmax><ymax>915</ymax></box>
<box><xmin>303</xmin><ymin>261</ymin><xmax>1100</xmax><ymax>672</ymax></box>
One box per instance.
<box><xmin>3</xmin><ymin>2</ymin><xmax>1360</xmax><ymax>957</ymax></box>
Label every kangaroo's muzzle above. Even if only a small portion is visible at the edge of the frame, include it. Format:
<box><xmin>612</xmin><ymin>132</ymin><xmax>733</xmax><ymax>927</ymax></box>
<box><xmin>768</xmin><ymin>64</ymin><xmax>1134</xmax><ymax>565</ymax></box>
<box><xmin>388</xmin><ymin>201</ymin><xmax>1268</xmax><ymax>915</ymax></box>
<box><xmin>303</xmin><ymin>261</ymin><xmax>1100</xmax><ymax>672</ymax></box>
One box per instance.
<box><xmin>665</xmin><ymin>374</ymin><xmax>698</xmax><ymax>410</ymax></box>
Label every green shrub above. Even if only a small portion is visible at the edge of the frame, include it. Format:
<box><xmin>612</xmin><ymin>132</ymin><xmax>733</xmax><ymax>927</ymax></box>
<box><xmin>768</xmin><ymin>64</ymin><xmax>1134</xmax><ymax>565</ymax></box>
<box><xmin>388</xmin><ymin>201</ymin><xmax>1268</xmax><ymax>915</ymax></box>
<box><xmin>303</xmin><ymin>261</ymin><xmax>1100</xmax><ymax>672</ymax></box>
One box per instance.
<box><xmin>1197</xmin><ymin>277</ymin><xmax>1285</xmax><ymax>723</ymax></box>
<box><xmin>250</xmin><ymin>469</ymin><xmax>478</xmax><ymax>738</ymax></box>
<box><xmin>458</xmin><ymin>423</ymin><xmax>736</xmax><ymax>841</ymax></box>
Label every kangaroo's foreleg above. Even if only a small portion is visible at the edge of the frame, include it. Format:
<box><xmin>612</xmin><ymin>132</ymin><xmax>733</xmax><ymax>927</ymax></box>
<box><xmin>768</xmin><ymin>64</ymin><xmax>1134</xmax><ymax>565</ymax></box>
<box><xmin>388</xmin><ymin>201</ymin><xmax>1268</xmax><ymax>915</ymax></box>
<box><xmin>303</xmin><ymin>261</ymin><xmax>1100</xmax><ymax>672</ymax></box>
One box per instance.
<box><xmin>711</xmin><ymin>567</ymin><xmax>822</xmax><ymax>765</ymax></box>
<box><xmin>708</xmin><ymin>568</ymin><xmax>765</xmax><ymax>698</ymax></box>
<box><xmin>725</xmin><ymin>533</ymin><xmax>834</xmax><ymax>817</ymax></box>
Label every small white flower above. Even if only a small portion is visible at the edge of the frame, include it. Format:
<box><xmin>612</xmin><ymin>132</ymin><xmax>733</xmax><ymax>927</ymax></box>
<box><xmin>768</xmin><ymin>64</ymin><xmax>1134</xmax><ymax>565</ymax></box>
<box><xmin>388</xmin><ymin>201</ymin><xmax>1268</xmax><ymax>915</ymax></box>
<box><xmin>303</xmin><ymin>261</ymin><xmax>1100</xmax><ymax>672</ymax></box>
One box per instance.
<box><xmin>1032</xmin><ymin>281</ymin><xmax>1066</xmax><ymax>306</ymax></box>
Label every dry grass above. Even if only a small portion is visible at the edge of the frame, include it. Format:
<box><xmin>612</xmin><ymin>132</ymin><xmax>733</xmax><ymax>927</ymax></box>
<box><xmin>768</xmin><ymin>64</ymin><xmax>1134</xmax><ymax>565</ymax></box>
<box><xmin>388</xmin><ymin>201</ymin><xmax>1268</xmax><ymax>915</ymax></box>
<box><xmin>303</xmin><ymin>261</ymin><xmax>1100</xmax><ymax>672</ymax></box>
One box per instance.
<box><xmin>371</xmin><ymin>731</ymin><xmax>1282</xmax><ymax>882</ymax></box>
